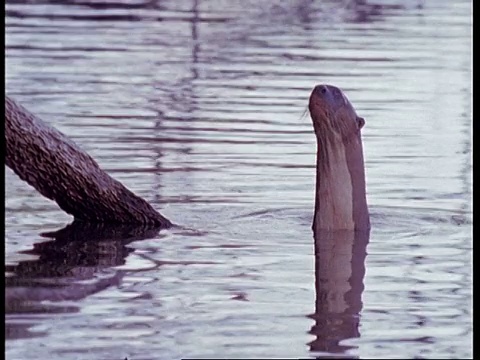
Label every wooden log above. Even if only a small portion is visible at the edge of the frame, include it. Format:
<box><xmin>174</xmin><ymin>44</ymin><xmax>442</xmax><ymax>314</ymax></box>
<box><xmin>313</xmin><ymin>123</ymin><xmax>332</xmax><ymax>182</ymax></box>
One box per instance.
<box><xmin>5</xmin><ymin>95</ymin><xmax>172</xmax><ymax>227</ymax></box>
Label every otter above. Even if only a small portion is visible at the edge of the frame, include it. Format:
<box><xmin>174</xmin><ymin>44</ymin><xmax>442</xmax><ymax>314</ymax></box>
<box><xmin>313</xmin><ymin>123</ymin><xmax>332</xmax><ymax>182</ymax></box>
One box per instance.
<box><xmin>309</xmin><ymin>84</ymin><xmax>370</xmax><ymax>231</ymax></box>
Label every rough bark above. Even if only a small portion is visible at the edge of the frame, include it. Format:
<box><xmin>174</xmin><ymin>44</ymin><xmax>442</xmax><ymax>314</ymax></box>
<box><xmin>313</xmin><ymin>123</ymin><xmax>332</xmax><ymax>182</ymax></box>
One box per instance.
<box><xmin>5</xmin><ymin>95</ymin><xmax>172</xmax><ymax>227</ymax></box>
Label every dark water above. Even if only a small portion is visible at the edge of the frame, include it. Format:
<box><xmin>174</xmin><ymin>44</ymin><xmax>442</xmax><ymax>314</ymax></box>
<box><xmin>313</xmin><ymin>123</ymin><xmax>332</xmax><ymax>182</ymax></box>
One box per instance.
<box><xmin>5</xmin><ymin>0</ymin><xmax>472</xmax><ymax>359</ymax></box>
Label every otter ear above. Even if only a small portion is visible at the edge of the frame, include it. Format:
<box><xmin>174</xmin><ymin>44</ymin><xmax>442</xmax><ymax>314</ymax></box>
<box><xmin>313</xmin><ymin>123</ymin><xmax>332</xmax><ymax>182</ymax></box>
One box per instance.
<box><xmin>356</xmin><ymin>116</ymin><xmax>365</xmax><ymax>129</ymax></box>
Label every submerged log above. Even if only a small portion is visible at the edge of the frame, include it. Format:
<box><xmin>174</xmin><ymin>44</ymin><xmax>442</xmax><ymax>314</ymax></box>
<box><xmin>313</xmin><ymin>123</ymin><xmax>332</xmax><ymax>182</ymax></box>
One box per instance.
<box><xmin>5</xmin><ymin>95</ymin><xmax>172</xmax><ymax>227</ymax></box>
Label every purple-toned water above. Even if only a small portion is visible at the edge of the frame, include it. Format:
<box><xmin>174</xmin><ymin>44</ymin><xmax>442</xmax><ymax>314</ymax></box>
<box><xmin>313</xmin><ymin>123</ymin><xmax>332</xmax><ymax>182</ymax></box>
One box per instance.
<box><xmin>5</xmin><ymin>0</ymin><xmax>472</xmax><ymax>358</ymax></box>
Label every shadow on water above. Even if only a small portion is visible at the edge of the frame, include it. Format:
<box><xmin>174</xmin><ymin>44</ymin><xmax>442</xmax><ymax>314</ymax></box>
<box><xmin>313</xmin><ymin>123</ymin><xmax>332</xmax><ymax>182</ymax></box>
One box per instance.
<box><xmin>150</xmin><ymin>0</ymin><xmax>201</xmax><ymax>203</ymax></box>
<box><xmin>308</xmin><ymin>229</ymin><xmax>369</xmax><ymax>358</ymax></box>
<box><xmin>5</xmin><ymin>221</ymin><xmax>164</xmax><ymax>340</ymax></box>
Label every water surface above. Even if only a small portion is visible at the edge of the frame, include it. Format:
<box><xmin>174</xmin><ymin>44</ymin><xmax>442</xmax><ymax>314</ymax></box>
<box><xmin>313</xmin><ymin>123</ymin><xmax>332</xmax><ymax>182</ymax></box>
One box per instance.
<box><xmin>5</xmin><ymin>0</ymin><xmax>472</xmax><ymax>359</ymax></box>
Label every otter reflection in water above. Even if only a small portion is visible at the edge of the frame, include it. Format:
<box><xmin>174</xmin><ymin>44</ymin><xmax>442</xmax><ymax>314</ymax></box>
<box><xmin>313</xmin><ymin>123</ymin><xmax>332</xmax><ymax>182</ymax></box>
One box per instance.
<box><xmin>308</xmin><ymin>84</ymin><xmax>370</xmax><ymax>356</ymax></box>
<box><xmin>308</xmin><ymin>229</ymin><xmax>369</xmax><ymax>356</ymax></box>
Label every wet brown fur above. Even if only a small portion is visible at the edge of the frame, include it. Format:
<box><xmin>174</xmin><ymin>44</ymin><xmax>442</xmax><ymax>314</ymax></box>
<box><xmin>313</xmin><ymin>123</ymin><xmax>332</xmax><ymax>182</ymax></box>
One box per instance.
<box><xmin>309</xmin><ymin>84</ymin><xmax>369</xmax><ymax>230</ymax></box>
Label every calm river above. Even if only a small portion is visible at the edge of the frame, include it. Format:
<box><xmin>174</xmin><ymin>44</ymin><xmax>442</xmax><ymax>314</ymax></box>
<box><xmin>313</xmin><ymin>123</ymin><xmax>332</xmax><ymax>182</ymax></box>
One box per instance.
<box><xmin>5</xmin><ymin>0</ymin><xmax>472</xmax><ymax>359</ymax></box>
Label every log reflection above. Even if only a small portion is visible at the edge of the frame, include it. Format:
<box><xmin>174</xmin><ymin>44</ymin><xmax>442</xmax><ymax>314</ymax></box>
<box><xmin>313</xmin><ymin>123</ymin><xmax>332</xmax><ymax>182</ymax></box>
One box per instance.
<box><xmin>5</xmin><ymin>221</ymin><xmax>161</xmax><ymax>315</ymax></box>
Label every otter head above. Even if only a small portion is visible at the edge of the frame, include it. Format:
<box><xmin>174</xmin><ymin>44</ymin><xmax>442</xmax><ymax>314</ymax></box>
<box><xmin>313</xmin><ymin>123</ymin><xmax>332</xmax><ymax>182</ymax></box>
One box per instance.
<box><xmin>309</xmin><ymin>84</ymin><xmax>365</xmax><ymax>144</ymax></box>
<box><xmin>309</xmin><ymin>84</ymin><xmax>370</xmax><ymax>231</ymax></box>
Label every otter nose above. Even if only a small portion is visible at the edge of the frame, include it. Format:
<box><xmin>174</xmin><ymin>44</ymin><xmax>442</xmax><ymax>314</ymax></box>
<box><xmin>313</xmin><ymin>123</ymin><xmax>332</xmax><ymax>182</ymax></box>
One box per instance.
<box><xmin>314</xmin><ymin>85</ymin><xmax>328</xmax><ymax>96</ymax></box>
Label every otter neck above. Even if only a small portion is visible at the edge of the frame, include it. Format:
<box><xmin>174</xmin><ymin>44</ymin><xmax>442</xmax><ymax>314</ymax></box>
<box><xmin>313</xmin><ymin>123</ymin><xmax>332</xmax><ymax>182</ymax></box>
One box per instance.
<box><xmin>313</xmin><ymin>132</ymin><xmax>370</xmax><ymax>231</ymax></box>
